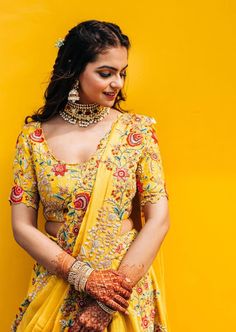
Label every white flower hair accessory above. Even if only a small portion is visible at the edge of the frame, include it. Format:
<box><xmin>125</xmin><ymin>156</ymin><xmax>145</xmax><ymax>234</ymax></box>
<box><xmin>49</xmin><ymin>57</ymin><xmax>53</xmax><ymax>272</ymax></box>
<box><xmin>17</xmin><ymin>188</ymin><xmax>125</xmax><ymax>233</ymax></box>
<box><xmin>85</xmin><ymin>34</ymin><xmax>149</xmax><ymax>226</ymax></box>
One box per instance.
<box><xmin>55</xmin><ymin>38</ymin><xmax>64</xmax><ymax>48</ymax></box>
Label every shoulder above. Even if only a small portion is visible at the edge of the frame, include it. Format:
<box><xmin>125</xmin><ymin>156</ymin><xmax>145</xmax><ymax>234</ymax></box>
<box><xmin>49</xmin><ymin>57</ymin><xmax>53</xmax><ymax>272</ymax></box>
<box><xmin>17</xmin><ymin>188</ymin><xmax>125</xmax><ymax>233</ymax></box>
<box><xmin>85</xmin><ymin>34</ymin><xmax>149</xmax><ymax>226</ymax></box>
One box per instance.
<box><xmin>15</xmin><ymin>121</ymin><xmax>40</xmax><ymax>146</ymax></box>
<box><xmin>125</xmin><ymin>112</ymin><xmax>157</xmax><ymax>128</ymax></box>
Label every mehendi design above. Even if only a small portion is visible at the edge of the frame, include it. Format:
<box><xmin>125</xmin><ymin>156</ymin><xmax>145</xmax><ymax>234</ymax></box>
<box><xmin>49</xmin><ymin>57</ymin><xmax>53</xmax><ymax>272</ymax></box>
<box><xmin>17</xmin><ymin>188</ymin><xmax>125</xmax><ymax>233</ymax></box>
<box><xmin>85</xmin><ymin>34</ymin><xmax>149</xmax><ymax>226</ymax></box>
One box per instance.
<box><xmin>71</xmin><ymin>299</ymin><xmax>113</xmax><ymax>332</ymax></box>
<box><xmin>85</xmin><ymin>269</ymin><xmax>132</xmax><ymax>313</ymax></box>
<box><xmin>50</xmin><ymin>251</ymin><xmax>75</xmax><ymax>280</ymax></box>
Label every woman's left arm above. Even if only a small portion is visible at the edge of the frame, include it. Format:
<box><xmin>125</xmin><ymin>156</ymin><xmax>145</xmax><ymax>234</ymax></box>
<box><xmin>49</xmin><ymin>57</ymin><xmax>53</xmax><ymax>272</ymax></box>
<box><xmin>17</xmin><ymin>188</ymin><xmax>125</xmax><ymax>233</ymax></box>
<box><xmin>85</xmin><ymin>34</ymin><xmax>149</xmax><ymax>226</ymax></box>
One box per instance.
<box><xmin>117</xmin><ymin>118</ymin><xmax>170</xmax><ymax>285</ymax></box>
<box><xmin>118</xmin><ymin>196</ymin><xmax>170</xmax><ymax>286</ymax></box>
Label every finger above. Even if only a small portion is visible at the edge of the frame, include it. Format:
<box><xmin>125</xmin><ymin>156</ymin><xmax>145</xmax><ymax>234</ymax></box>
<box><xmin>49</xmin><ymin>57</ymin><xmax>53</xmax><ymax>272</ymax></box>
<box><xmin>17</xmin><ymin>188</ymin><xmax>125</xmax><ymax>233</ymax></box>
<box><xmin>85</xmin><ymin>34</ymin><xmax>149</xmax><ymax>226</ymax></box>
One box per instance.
<box><xmin>115</xmin><ymin>286</ymin><xmax>131</xmax><ymax>300</ymax></box>
<box><xmin>113</xmin><ymin>294</ymin><xmax>129</xmax><ymax>308</ymax></box>
<box><xmin>106</xmin><ymin>298</ymin><xmax>129</xmax><ymax>314</ymax></box>
<box><xmin>120</xmin><ymin>278</ymin><xmax>133</xmax><ymax>292</ymax></box>
<box><xmin>79</xmin><ymin>327</ymin><xmax>88</xmax><ymax>332</ymax></box>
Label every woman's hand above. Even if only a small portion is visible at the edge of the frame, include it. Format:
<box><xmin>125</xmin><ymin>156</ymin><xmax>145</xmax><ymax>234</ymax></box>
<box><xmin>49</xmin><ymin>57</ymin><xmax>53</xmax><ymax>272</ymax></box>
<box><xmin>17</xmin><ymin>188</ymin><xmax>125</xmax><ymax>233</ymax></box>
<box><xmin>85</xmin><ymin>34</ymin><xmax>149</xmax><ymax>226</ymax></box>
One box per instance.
<box><xmin>85</xmin><ymin>269</ymin><xmax>133</xmax><ymax>314</ymax></box>
<box><xmin>71</xmin><ymin>299</ymin><xmax>113</xmax><ymax>332</ymax></box>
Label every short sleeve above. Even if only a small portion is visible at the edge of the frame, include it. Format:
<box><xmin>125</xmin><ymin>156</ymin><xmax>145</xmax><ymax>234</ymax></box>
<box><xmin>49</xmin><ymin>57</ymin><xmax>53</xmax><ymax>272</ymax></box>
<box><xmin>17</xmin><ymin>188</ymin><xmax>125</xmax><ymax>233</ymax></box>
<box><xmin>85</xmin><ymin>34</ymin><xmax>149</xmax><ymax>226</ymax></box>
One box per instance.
<box><xmin>8</xmin><ymin>125</ymin><xmax>40</xmax><ymax>210</ymax></box>
<box><xmin>136</xmin><ymin>119</ymin><xmax>169</xmax><ymax>207</ymax></box>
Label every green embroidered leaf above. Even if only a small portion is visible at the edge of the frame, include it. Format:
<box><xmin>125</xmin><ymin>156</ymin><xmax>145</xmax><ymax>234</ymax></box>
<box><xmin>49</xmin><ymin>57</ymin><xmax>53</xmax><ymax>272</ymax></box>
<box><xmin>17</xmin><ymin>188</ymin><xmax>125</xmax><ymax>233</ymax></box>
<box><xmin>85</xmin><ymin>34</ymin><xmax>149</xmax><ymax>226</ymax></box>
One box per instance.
<box><xmin>68</xmin><ymin>211</ymin><xmax>75</xmax><ymax>216</ymax></box>
<box><xmin>53</xmin><ymin>194</ymin><xmax>65</xmax><ymax>200</ymax></box>
<box><xmin>113</xmin><ymin>207</ymin><xmax>120</xmax><ymax>214</ymax></box>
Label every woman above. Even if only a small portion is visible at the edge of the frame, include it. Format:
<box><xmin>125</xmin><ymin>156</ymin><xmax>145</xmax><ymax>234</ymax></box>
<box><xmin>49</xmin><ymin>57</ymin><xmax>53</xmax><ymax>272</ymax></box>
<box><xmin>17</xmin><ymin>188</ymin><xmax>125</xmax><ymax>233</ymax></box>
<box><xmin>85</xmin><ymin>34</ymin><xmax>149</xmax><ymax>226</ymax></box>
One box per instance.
<box><xmin>9</xmin><ymin>20</ymin><xmax>170</xmax><ymax>331</ymax></box>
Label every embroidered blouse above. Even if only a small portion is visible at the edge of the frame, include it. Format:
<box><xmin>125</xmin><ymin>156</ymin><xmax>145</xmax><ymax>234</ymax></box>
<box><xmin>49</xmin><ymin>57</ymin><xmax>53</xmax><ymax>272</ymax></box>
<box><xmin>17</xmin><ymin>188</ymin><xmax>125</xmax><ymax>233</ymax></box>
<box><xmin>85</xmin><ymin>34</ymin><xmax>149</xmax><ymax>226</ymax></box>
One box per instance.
<box><xmin>9</xmin><ymin>112</ymin><xmax>169</xmax><ymax>226</ymax></box>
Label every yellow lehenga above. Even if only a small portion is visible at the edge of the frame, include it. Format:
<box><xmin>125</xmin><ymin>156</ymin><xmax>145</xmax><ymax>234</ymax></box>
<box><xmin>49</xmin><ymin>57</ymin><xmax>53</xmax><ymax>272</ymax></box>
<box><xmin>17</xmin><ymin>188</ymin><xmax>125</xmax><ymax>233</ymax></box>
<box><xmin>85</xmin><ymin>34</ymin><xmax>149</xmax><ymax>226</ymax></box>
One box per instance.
<box><xmin>9</xmin><ymin>111</ymin><xmax>169</xmax><ymax>331</ymax></box>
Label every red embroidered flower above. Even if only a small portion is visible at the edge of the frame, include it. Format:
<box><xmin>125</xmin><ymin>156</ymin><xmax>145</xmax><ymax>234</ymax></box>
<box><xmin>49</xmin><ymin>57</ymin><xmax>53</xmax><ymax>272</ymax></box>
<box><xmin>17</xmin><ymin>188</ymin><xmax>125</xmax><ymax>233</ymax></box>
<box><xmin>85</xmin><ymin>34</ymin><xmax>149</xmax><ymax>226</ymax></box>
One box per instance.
<box><xmin>151</xmin><ymin>128</ymin><xmax>158</xmax><ymax>144</ymax></box>
<box><xmin>52</xmin><ymin>163</ymin><xmax>68</xmax><ymax>176</ymax></box>
<box><xmin>136</xmin><ymin>177</ymin><xmax>144</xmax><ymax>193</ymax></box>
<box><xmin>144</xmin><ymin>281</ymin><xmax>149</xmax><ymax>289</ymax></box>
<box><xmin>10</xmin><ymin>185</ymin><xmax>24</xmax><ymax>203</ymax></box>
<box><xmin>73</xmin><ymin>226</ymin><xmax>80</xmax><ymax>235</ymax></box>
<box><xmin>137</xmin><ymin>287</ymin><xmax>143</xmax><ymax>294</ymax></box>
<box><xmin>29</xmin><ymin>128</ymin><xmax>44</xmax><ymax>143</ymax></box>
<box><xmin>151</xmin><ymin>308</ymin><xmax>156</xmax><ymax>319</ymax></box>
<box><xmin>73</xmin><ymin>193</ymin><xmax>90</xmax><ymax>210</ymax></box>
<box><xmin>113</xmin><ymin>167</ymin><xmax>129</xmax><ymax>181</ymax></box>
<box><xmin>127</xmin><ymin>132</ymin><xmax>143</xmax><ymax>146</ymax></box>
<box><xmin>115</xmin><ymin>243</ymin><xmax>124</xmax><ymax>253</ymax></box>
<box><xmin>141</xmin><ymin>315</ymin><xmax>149</xmax><ymax>329</ymax></box>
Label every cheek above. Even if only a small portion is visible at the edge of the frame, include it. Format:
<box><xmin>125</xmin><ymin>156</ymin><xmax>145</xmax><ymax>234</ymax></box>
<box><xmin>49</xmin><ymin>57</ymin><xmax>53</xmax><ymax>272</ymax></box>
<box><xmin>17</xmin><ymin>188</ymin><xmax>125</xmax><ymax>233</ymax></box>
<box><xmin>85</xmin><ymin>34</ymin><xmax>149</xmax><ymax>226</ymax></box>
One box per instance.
<box><xmin>84</xmin><ymin>76</ymin><xmax>107</xmax><ymax>93</ymax></box>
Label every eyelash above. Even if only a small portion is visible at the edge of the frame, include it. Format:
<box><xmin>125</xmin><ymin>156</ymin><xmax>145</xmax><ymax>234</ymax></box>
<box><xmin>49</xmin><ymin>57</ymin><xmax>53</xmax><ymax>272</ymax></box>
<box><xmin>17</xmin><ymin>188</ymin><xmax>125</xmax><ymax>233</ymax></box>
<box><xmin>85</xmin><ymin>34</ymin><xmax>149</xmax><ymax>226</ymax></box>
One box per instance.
<box><xmin>99</xmin><ymin>72</ymin><xmax>127</xmax><ymax>78</ymax></box>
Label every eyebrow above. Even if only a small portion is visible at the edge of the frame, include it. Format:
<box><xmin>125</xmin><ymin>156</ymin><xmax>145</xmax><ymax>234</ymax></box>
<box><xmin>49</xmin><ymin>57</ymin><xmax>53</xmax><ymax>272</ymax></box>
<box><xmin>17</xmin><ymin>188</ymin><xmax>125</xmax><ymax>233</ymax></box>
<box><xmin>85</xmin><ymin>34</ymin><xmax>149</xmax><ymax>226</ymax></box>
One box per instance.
<box><xmin>96</xmin><ymin>64</ymin><xmax>128</xmax><ymax>71</ymax></box>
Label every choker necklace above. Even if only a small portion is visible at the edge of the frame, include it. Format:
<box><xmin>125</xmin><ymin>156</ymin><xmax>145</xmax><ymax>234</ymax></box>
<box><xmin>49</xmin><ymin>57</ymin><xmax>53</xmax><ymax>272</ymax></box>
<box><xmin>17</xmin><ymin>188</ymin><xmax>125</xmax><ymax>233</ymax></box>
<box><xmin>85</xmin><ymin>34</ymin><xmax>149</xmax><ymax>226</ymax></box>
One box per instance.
<box><xmin>59</xmin><ymin>102</ymin><xmax>110</xmax><ymax>127</ymax></box>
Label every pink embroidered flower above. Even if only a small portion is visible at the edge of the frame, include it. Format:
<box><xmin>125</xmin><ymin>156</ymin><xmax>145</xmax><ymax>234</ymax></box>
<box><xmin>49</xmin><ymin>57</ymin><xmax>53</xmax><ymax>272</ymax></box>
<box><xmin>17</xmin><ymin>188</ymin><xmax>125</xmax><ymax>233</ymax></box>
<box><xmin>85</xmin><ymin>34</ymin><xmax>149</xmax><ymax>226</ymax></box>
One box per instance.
<box><xmin>137</xmin><ymin>287</ymin><xmax>143</xmax><ymax>294</ymax></box>
<box><xmin>10</xmin><ymin>185</ymin><xmax>24</xmax><ymax>203</ymax></box>
<box><xmin>52</xmin><ymin>163</ymin><xmax>68</xmax><ymax>176</ymax></box>
<box><xmin>136</xmin><ymin>177</ymin><xmax>144</xmax><ymax>193</ymax></box>
<box><xmin>73</xmin><ymin>225</ymin><xmax>80</xmax><ymax>235</ymax></box>
<box><xmin>151</xmin><ymin>308</ymin><xmax>156</xmax><ymax>319</ymax></box>
<box><xmin>127</xmin><ymin>132</ymin><xmax>143</xmax><ymax>146</ymax></box>
<box><xmin>113</xmin><ymin>167</ymin><xmax>129</xmax><ymax>181</ymax></box>
<box><xmin>141</xmin><ymin>315</ymin><xmax>149</xmax><ymax>329</ymax></box>
<box><xmin>29</xmin><ymin>128</ymin><xmax>44</xmax><ymax>143</ymax></box>
<box><xmin>115</xmin><ymin>243</ymin><xmax>124</xmax><ymax>253</ymax></box>
<box><xmin>73</xmin><ymin>193</ymin><xmax>90</xmax><ymax>210</ymax></box>
<box><xmin>151</xmin><ymin>152</ymin><xmax>158</xmax><ymax>160</ymax></box>
<box><xmin>144</xmin><ymin>281</ymin><xmax>149</xmax><ymax>289</ymax></box>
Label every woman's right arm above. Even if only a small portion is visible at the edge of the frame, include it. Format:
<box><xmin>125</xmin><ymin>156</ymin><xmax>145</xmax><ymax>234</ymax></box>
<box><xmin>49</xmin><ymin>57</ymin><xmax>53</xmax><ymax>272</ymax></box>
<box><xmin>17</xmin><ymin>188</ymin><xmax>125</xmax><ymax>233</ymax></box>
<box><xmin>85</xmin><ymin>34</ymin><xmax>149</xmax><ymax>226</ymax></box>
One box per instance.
<box><xmin>11</xmin><ymin>203</ymin><xmax>76</xmax><ymax>280</ymax></box>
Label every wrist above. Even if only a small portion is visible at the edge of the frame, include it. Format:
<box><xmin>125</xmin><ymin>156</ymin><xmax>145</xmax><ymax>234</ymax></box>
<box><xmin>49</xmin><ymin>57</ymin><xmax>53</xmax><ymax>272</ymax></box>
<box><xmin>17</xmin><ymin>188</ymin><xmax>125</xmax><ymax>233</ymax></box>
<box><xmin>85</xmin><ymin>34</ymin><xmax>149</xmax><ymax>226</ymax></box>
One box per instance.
<box><xmin>67</xmin><ymin>260</ymin><xmax>94</xmax><ymax>292</ymax></box>
<box><xmin>52</xmin><ymin>251</ymin><xmax>76</xmax><ymax>281</ymax></box>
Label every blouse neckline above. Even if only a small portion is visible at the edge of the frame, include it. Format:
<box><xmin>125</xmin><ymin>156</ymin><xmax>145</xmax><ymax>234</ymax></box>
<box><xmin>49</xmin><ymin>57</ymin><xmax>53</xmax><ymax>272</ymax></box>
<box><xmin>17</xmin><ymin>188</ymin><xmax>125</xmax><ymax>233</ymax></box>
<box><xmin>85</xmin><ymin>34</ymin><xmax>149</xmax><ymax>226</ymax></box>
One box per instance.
<box><xmin>37</xmin><ymin>112</ymin><xmax>125</xmax><ymax>166</ymax></box>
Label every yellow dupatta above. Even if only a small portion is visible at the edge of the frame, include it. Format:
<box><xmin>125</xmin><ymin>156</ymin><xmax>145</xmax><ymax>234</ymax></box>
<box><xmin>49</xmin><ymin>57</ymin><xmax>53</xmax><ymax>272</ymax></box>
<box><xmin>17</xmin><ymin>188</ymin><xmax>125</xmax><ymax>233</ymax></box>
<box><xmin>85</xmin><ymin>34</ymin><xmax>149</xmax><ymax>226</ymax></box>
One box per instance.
<box><xmin>16</xmin><ymin>113</ymin><xmax>168</xmax><ymax>332</ymax></box>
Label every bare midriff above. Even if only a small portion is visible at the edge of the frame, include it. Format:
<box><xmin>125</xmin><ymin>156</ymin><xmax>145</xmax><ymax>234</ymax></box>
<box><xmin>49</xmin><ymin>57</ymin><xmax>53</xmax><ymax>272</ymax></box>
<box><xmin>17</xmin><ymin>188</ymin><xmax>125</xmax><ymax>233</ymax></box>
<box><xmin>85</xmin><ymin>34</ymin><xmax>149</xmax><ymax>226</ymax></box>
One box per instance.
<box><xmin>45</xmin><ymin>218</ymin><xmax>134</xmax><ymax>239</ymax></box>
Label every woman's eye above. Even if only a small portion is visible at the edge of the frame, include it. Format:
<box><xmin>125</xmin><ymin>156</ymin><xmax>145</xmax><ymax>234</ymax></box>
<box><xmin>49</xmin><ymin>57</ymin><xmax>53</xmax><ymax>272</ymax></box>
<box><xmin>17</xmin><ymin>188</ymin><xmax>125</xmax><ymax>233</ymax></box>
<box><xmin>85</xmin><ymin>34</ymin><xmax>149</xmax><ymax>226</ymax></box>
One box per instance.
<box><xmin>99</xmin><ymin>72</ymin><xmax>111</xmax><ymax>78</ymax></box>
<box><xmin>99</xmin><ymin>72</ymin><xmax>127</xmax><ymax>78</ymax></box>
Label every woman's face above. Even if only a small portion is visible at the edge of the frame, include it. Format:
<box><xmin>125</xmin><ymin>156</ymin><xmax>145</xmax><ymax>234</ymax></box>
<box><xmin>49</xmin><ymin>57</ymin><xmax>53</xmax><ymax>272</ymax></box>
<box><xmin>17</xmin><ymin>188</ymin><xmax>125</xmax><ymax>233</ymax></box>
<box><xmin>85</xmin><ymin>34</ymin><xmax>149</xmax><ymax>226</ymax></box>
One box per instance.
<box><xmin>78</xmin><ymin>46</ymin><xmax>128</xmax><ymax>106</ymax></box>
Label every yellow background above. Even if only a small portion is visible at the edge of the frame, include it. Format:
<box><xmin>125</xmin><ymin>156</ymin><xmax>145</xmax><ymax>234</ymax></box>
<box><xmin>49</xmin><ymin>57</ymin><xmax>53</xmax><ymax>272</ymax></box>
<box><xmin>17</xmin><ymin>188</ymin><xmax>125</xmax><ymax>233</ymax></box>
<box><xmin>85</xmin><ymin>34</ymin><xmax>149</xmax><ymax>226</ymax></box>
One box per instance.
<box><xmin>1</xmin><ymin>1</ymin><xmax>235</xmax><ymax>331</ymax></box>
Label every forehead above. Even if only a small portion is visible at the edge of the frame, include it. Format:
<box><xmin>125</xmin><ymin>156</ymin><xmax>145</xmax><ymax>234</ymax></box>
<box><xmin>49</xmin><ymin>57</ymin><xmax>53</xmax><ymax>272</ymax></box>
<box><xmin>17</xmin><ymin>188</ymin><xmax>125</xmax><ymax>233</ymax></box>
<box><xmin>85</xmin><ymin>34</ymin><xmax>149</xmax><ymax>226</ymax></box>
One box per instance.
<box><xmin>92</xmin><ymin>46</ymin><xmax>128</xmax><ymax>67</ymax></box>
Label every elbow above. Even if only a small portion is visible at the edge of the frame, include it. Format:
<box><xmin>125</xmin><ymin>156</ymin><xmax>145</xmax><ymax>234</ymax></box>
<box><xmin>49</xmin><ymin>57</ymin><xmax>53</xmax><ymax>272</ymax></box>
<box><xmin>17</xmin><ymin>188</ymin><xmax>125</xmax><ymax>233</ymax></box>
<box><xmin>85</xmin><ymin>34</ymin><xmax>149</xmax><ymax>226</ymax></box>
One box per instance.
<box><xmin>12</xmin><ymin>225</ymin><xmax>23</xmax><ymax>245</ymax></box>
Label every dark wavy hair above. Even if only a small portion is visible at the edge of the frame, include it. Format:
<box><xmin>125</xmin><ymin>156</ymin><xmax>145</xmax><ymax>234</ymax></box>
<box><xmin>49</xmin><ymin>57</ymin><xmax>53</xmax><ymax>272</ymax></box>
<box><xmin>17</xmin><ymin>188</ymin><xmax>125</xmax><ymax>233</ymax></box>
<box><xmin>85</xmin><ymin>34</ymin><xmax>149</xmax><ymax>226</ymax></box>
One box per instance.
<box><xmin>25</xmin><ymin>20</ymin><xmax>131</xmax><ymax>123</ymax></box>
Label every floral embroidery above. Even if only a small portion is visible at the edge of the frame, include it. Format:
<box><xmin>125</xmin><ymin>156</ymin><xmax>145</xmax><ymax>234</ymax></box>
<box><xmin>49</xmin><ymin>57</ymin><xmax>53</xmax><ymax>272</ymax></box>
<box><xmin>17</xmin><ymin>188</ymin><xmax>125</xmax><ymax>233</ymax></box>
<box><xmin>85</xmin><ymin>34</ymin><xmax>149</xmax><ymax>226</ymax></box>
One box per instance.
<box><xmin>113</xmin><ymin>167</ymin><xmax>130</xmax><ymax>181</ymax></box>
<box><xmin>9</xmin><ymin>113</ymin><xmax>169</xmax><ymax>331</ymax></box>
<box><xmin>127</xmin><ymin>132</ymin><xmax>143</xmax><ymax>146</ymax></box>
<box><xmin>73</xmin><ymin>192</ymin><xmax>90</xmax><ymax>210</ymax></box>
<box><xmin>52</xmin><ymin>163</ymin><xmax>68</xmax><ymax>176</ymax></box>
<box><xmin>29</xmin><ymin>128</ymin><xmax>44</xmax><ymax>142</ymax></box>
<box><xmin>9</xmin><ymin>185</ymin><xmax>23</xmax><ymax>203</ymax></box>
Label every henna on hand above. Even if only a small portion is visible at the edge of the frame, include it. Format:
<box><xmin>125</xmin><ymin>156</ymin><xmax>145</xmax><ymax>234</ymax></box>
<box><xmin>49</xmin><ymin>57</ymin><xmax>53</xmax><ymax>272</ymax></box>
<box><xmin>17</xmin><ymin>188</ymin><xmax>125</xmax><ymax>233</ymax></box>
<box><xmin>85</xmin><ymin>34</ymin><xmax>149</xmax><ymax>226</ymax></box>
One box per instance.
<box><xmin>50</xmin><ymin>251</ymin><xmax>75</xmax><ymax>280</ymax></box>
<box><xmin>71</xmin><ymin>299</ymin><xmax>113</xmax><ymax>332</ymax></box>
<box><xmin>85</xmin><ymin>269</ymin><xmax>133</xmax><ymax>314</ymax></box>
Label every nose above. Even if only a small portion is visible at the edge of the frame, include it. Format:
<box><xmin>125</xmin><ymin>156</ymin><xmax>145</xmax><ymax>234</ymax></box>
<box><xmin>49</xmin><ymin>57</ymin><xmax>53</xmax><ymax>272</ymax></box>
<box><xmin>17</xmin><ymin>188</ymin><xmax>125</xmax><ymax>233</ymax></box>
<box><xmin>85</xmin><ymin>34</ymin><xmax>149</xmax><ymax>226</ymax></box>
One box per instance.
<box><xmin>110</xmin><ymin>76</ymin><xmax>124</xmax><ymax>90</ymax></box>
